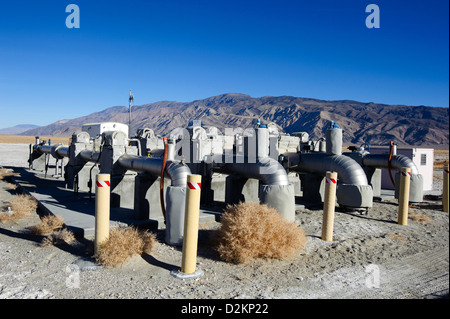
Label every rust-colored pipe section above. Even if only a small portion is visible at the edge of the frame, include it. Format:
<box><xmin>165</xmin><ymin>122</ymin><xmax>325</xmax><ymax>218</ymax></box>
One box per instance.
<box><xmin>160</xmin><ymin>137</ymin><xmax>168</xmax><ymax>223</ymax></box>
<box><xmin>388</xmin><ymin>141</ymin><xmax>396</xmax><ymax>187</ymax></box>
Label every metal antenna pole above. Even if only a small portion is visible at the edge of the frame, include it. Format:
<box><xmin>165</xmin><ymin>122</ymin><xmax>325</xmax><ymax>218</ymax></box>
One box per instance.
<box><xmin>128</xmin><ymin>89</ymin><xmax>134</xmax><ymax>137</ymax></box>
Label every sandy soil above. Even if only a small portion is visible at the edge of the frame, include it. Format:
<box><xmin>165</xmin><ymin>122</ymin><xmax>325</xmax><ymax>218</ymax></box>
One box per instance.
<box><xmin>0</xmin><ymin>135</ymin><xmax>70</xmax><ymax>145</ymax></box>
<box><xmin>0</xmin><ymin>143</ymin><xmax>448</xmax><ymax>303</ymax></box>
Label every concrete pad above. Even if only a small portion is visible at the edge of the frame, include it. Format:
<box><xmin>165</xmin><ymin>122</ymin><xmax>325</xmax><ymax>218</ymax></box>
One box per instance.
<box><xmin>11</xmin><ymin>167</ymin><xmax>218</xmax><ymax>239</ymax></box>
<box><xmin>12</xmin><ymin>168</ymin><xmax>138</xmax><ymax>238</ymax></box>
<box><xmin>0</xmin><ymin>143</ymin><xmax>31</xmax><ymax>168</ymax></box>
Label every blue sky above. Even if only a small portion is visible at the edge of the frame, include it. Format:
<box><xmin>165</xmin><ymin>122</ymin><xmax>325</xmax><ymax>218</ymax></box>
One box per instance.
<box><xmin>0</xmin><ymin>0</ymin><xmax>448</xmax><ymax>129</ymax></box>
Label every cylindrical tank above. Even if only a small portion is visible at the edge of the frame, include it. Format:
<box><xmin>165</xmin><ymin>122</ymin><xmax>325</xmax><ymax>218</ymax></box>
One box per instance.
<box><xmin>167</xmin><ymin>139</ymin><xmax>176</xmax><ymax>161</ymax></box>
<box><xmin>256</xmin><ymin>127</ymin><xmax>269</xmax><ymax>159</ymax></box>
<box><xmin>326</xmin><ymin>127</ymin><xmax>343</xmax><ymax>155</ymax></box>
<box><xmin>319</xmin><ymin>139</ymin><xmax>326</xmax><ymax>153</ymax></box>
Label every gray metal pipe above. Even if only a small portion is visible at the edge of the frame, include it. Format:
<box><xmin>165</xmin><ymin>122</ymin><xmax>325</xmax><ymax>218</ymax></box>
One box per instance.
<box><xmin>37</xmin><ymin>145</ymin><xmax>52</xmax><ymax>154</ymax></box>
<box><xmin>165</xmin><ymin>161</ymin><xmax>192</xmax><ymax>187</ymax></box>
<box><xmin>284</xmin><ymin>152</ymin><xmax>373</xmax><ymax>210</ymax></box>
<box><xmin>79</xmin><ymin>149</ymin><xmax>100</xmax><ymax>163</ymax></box>
<box><xmin>286</xmin><ymin>152</ymin><xmax>369</xmax><ymax>186</ymax></box>
<box><xmin>118</xmin><ymin>154</ymin><xmax>162</xmax><ymax>175</ymax></box>
<box><xmin>362</xmin><ymin>154</ymin><xmax>419</xmax><ymax>175</ymax></box>
<box><xmin>56</xmin><ymin>146</ymin><xmax>69</xmax><ymax>158</ymax></box>
<box><xmin>211</xmin><ymin>155</ymin><xmax>290</xmax><ymax>186</ymax></box>
<box><xmin>208</xmin><ymin>154</ymin><xmax>295</xmax><ymax>221</ymax></box>
<box><xmin>36</xmin><ymin>144</ymin><xmax>70</xmax><ymax>159</ymax></box>
<box><xmin>118</xmin><ymin>154</ymin><xmax>191</xmax><ymax>187</ymax></box>
<box><xmin>37</xmin><ymin>145</ymin><xmax>191</xmax><ymax>187</ymax></box>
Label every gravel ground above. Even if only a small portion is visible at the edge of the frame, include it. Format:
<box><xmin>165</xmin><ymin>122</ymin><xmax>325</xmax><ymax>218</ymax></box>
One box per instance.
<box><xmin>0</xmin><ymin>143</ymin><xmax>448</xmax><ymax>304</ymax></box>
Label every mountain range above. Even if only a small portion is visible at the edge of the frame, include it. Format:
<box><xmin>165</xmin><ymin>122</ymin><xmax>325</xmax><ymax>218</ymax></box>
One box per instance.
<box><xmin>0</xmin><ymin>124</ymin><xmax>40</xmax><ymax>135</ymax></box>
<box><xmin>20</xmin><ymin>93</ymin><xmax>449</xmax><ymax>147</ymax></box>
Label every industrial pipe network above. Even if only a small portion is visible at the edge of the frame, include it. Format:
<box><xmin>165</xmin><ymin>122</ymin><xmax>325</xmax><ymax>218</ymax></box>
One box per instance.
<box><xmin>28</xmin><ymin>120</ymin><xmax>425</xmax><ymax>245</ymax></box>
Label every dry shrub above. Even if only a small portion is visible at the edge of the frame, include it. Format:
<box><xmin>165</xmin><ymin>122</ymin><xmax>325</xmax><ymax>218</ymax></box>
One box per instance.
<box><xmin>4</xmin><ymin>183</ymin><xmax>17</xmax><ymax>190</ymax></box>
<box><xmin>0</xmin><ymin>194</ymin><xmax>37</xmax><ymax>223</ymax></box>
<box><xmin>215</xmin><ymin>202</ymin><xmax>307</xmax><ymax>264</ymax></box>
<box><xmin>408</xmin><ymin>209</ymin><xmax>431</xmax><ymax>224</ymax></box>
<box><xmin>95</xmin><ymin>226</ymin><xmax>157</xmax><ymax>268</ymax></box>
<box><xmin>0</xmin><ymin>168</ymin><xmax>19</xmax><ymax>181</ymax></box>
<box><xmin>29</xmin><ymin>215</ymin><xmax>65</xmax><ymax>235</ymax></box>
<box><xmin>41</xmin><ymin>229</ymin><xmax>76</xmax><ymax>247</ymax></box>
<box><xmin>28</xmin><ymin>215</ymin><xmax>76</xmax><ymax>247</ymax></box>
<box><xmin>9</xmin><ymin>194</ymin><xmax>37</xmax><ymax>214</ymax></box>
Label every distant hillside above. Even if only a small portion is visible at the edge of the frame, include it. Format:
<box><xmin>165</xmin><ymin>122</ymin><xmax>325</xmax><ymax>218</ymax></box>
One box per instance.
<box><xmin>0</xmin><ymin>124</ymin><xmax>40</xmax><ymax>135</ymax></box>
<box><xmin>21</xmin><ymin>93</ymin><xmax>449</xmax><ymax>147</ymax></box>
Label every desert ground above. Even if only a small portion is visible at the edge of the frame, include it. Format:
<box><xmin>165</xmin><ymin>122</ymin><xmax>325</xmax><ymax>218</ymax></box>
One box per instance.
<box><xmin>0</xmin><ymin>136</ymin><xmax>448</xmax><ymax>305</ymax></box>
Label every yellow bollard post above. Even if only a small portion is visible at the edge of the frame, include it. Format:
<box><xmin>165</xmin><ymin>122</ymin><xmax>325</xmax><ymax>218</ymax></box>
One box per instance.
<box><xmin>171</xmin><ymin>174</ymin><xmax>204</xmax><ymax>279</ymax></box>
<box><xmin>94</xmin><ymin>174</ymin><xmax>111</xmax><ymax>255</ymax></box>
<box><xmin>443</xmin><ymin>164</ymin><xmax>449</xmax><ymax>213</ymax></box>
<box><xmin>322</xmin><ymin>171</ymin><xmax>337</xmax><ymax>241</ymax></box>
<box><xmin>398</xmin><ymin>167</ymin><xmax>411</xmax><ymax>225</ymax></box>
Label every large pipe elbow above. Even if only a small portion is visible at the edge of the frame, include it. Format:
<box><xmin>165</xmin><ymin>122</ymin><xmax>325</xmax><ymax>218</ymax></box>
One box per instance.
<box><xmin>255</xmin><ymin>157</ymin><xmax>290</xmax><ymax>186</ymax></box>
<box><xmin>323</xmin><ymin>154</ymin><xmax>369</xmax><ymax>185</ymax></box>
<box><xmin>118</xmin><ymin>154</ymin><xmax>190</xmax><ymax>187</ymax></box>
<box><xmin>211</xmin><ymin>155</ymin><xmax>294</xmax><ymax>220</ymax></box>
<box><xmin>286</xmin><ymin>152</ymin><xmax>373</xmax><ymax>209</ymax></box>
<box><xmin>291</xmin><ymin>153</ymin><xmax>369</xmax><ymax>186</ymax></box>
<box><xmin>214</xmin><ymin>156</ymin><xmax>290</xmax><ymax>186</ymax></box>
<box><xmin>361</xmin><ymin>153</ymin><xmax>423</xmax><ymax>202</ymax></box>
<box><xmin>362</xmin><ymin>154</ymin><xmax>419</xmax><ymax>175</ymax></box>
<box><xmin>164</xmin><ymin>161</ymin><xmax>191</xmax><ymax>187</ymax></box>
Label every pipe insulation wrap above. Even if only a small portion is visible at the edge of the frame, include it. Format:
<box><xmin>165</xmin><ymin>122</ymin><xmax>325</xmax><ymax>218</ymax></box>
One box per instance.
<box><xmin>326</xmin><ymin>128</ymin><xmax>343</xmax><ymax>155</ymax></box>
<box><xmin>118</xmin><ymin>155</ymin><xmax>191</xmax><ymax>187</ymax></box>
<box><xmin>362</xmin><ymin>153</ymin><xmax>423</xmax><ymax>202</ymax></box>
<box><xmin>165</xmin><ymin>162</ymin><xmax>192</xmax><ymax>187</ymax></box>
<box><xmin>394</xmin><ymin>172</ymin><xmax>424</xmax><ymax>202</ymax></box>
<box><xmin>118</xmin><ymin>154</ymin><xmax>192</xmax><ymax>244</ymax></box>
<box><xmin>210</xmin><ymin>154</ymin><xmax>294</xmax><ymax>219</ymax></box>
<box><xmin>164</xmin><ymin>186</ymin><xmax>186</xmax><ymax>246</ymax></box>
<box><xmin>362</xmin><ymin>154</ymin><xmax>419</xmax><ymax>175</ymax></box>
<box><xmin>336</xmin><ymin>184</ymin><xmax>373</xmax><ymax>209</ymax></box>
<box><xmin>213</xmin><ymin>156</ymin><xmax>290</xmax><ymax>186</ymax></box>
<box><xmin>288</xmin><ymin>152</ymin><xmax>373</xmax><ymax>209</ymax></box>
<box><xmin>167</xmin><ymin>140</ymin><xmax>176</xmax><ymax>161</ymax></box>
<box><xmin>257</xmin><ymin>127</ymin><xmax>269</xmax><ymax>159</ymax></box>
<box><xmin>259</xmin><ymin>184</ymin><xmax>296</xmax><ymax>222</ymax></box>
<box><xmin>294</xmin><ymin>153</ymin><xmax>369</xmax><ymax>186</ymax></box>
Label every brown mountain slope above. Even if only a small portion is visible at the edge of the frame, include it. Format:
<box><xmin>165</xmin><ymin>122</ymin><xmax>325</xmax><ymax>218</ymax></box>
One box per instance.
<box><xmin>22</xmin><ymin>93</ymin><xmax>449</xmax><ymax>147</ymax></box>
